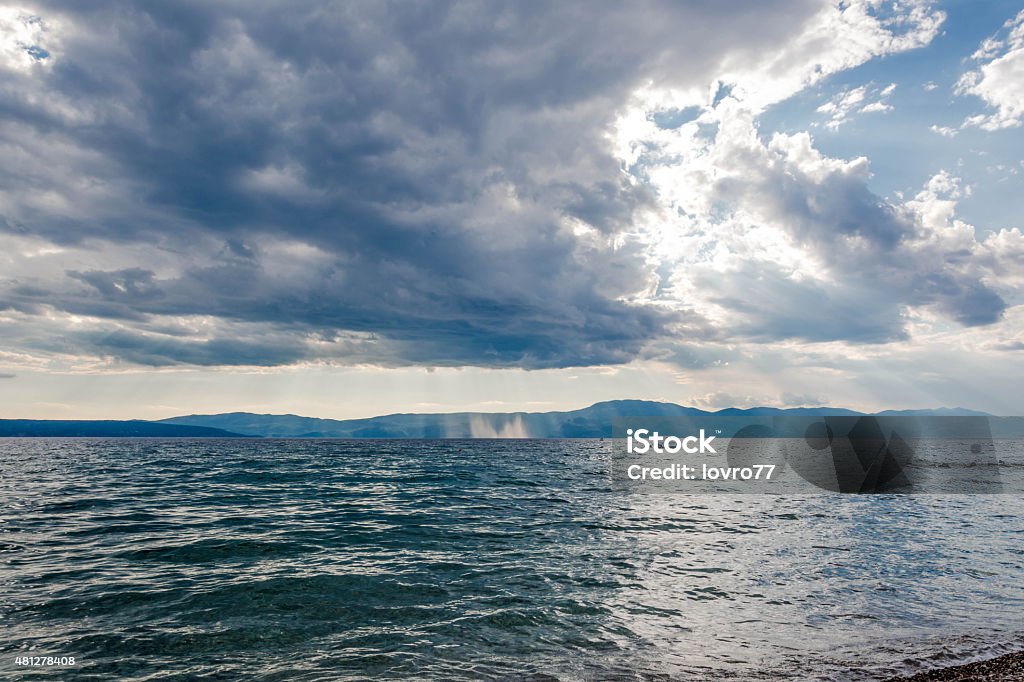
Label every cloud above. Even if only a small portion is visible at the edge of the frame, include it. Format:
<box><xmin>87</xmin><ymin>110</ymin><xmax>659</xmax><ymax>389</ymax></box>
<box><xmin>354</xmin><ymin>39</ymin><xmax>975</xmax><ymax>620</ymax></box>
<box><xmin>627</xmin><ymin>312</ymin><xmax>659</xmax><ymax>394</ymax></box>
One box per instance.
<box><xmin>817</xmin><ymin>85</ymin><xmax>868</xmax><ymax>128</ymax></box>
<box><xmin>0</xmin><ymin>7</ymin><xmax>53</xmax><ymax>72</ymax></box>
<box><xmin>618</xmin><ymin>98</ymin><xmax>1010</xmax><ymax>346</ymax></box>
<box><xmin>685</xmin><ymin>390</ymin><xmax>829</xmax><ymax>410</ymax></box>
<box><xmin>957</xmin><ymin>9</ymin><xmax>1024</xmax><ymax>130</ymax></box>
<box><xmin>0</xmin><ymin>372</ymin><xmax>15</xmax><ymax>378</ymax></box>
<box><xmin>67</xmin><ymin>268</ymin><xmax>163</xmax><ymax>302</ymax></box>
<box><xmin>2</xmin><ymin>0</ymin><xmax>999</xmax><ymax>375</ymax></box>
<box><xmin>688</xmin><ymin>391</ymin><xmax>756</xmax><ymax>410</ymax></box>
<box><xmin>816</xmin><ymin>82</ymin><xmax>896</xmax><ymax>129</ymax></box>
<box><xmin>6</xmin><ymin>0</ymin><xmax>848</xmax><ymax>369</ymax></box>
<box><xmin>779</xmin><ymin>391</ymin><xmax>829</xmax><ymax>407</ymax></box>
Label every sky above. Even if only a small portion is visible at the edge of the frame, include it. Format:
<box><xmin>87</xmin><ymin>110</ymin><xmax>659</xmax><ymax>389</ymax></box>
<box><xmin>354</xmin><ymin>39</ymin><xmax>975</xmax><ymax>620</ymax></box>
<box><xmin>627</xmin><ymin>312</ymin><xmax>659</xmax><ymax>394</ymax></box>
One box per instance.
<box><xmin>1</xmin><ymin>0</ymin><xmax>1023</xmax><ymax>419</ymax></box>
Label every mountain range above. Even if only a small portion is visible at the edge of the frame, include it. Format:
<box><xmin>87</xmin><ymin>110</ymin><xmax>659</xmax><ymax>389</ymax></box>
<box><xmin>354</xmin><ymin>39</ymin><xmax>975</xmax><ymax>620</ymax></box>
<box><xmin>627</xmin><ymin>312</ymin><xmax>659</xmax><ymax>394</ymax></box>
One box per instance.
<box><xmin>4</xmin><ymin>401</ymin><xmax>1016</xmax><ymax>438</ymax></box>
<box><xmin>0</xmin><ymin>419</ymin><xmax>248</xmax><ymax>438</ymax></box>
<box><xmin>158</xmin><ymin>400</ymin><xmax>1009</xmax><ymax>438</ymax></box>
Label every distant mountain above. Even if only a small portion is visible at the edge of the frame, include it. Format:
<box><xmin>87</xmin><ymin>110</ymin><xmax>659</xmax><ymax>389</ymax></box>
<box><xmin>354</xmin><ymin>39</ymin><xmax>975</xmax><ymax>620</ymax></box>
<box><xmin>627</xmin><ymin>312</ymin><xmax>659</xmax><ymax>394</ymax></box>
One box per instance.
<box><xmin>0</xmin><ymin>420</ymin><xmax>250</xmax><ymax>438</ymax></box>
<box><xmin>709</xmin><ymin>406</ymin><xmax>861</xmax><ymax>416</ymax></box>
<box><xmin>159</xmin><ymin>400</ymin><xmax>1019</xmax><ymax>439</ymax></box>
<box><xmin>875</xmin><ymin>407</ymin><xmax>991</xmax><ymax>417</ymax></box>
<box><xmin>162</xmin><ymin>400</ymin><xmax>700</xmax><ymax>438</ymax></box>
<box><xmin>5</xmin><ymin>402</ymin><xmax>1018</xmax><ymax>438</ymax></box>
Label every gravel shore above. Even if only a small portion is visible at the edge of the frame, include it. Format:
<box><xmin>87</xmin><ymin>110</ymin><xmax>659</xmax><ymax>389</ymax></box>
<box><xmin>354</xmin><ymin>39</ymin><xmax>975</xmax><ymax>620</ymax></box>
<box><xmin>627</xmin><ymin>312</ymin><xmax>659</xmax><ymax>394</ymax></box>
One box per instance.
<box><xmin>887</xmin><ymin>650</ymin><xmax>1024</xmax><ymax>681</ymax></box>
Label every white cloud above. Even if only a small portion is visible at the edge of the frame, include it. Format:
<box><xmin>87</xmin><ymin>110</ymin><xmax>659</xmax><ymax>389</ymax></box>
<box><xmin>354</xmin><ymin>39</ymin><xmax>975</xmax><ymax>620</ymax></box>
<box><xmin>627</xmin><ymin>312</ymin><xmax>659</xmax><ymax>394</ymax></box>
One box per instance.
<box><xmin>860</xmin><ymin>101</ymin><xmax>892</xmax><ymax>113</ymax></box>
<box><xmin>610</xmin><ymin>1</ymin><xmax>1011</xmax><ymax>349</ymax></box>
<box><xmin>957</xmin><ymin>9</ymin><xmax>1024</xmax><ymax>130</ymax></box>
<box><xmin>817</xmin><ymin>86</ymin><xmax>868</xmax><ymax>128</ymax></box>
<box><xmin>0</xmin><ymin>5</ymin><xmax>54</xmax><ymax>72</ymax></box>
<box><xmin>816</xmin><ymin>82</ymin><xmax>897</xmax><ymax>129</ymax></box>
<box><xmin>929</xmin><ymin>124</ymin><xmax>958</xmax><ymax>137</ymax></box>
<box><xmin>715</xmin><ymin>0</ymin><xmax>941</xmax><ymax>111</ymax></box>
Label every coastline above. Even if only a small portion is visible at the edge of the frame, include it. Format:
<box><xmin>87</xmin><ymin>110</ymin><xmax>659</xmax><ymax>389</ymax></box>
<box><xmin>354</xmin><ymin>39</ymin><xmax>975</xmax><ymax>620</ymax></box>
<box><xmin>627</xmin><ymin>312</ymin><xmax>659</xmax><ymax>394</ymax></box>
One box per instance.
<box><xmin>887</xmin><ymin>650</ymin><xmax>1024</xmax><ymax>681</ymax></box>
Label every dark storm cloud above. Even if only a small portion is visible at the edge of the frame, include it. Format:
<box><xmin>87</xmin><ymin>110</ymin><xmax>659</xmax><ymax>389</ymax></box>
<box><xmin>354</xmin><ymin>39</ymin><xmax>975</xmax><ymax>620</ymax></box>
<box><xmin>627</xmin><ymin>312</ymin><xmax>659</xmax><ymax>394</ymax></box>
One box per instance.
<box><xmin>73</xmin><ymin>329</ymin><xmax>311</xmax><ymax>367</ymax></box>
<box><xmin>32</xmin><ymin>256</ymin><xmax>679</xmax><ymax>368</ymax></box>
<box><xmin>0</xmin><ymin>0</ymin><xmax>827</xmax><ymax>367</ymax></box>
<box><xmin>67</xmin><ymin>269</ymin><xmax>163</xmax><ymax>301</ymax></box>
<box><xmin>7</xmin><ymin>1</ymin><xmax>1001</xmax><ymax>369</ymax></box>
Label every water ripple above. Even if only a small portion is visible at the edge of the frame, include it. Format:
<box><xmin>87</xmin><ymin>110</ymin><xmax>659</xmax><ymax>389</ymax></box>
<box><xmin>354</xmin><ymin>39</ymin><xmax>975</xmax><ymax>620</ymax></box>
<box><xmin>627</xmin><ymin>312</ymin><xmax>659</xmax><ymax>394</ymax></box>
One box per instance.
<box><xmin>1</xmin><ymin>438</ymin><xmax>1022</xmax><ymax>680</ymax></box>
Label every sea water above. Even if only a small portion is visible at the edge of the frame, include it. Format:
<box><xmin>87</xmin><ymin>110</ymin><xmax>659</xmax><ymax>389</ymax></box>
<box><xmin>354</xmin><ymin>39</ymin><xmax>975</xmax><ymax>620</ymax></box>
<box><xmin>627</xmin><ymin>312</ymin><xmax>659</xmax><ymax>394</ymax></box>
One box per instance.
<box><xmin>1</xmin><ymin>438</ymin><xmax>1022</xmax><ymax>680</ymax></box>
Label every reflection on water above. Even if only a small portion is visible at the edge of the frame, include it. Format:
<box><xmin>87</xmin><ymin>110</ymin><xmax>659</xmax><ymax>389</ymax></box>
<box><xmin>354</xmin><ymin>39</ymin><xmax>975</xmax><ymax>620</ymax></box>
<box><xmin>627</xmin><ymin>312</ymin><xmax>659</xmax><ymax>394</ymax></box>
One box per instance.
<box><xmin>1</xmin><ymin>439</ymin><xmax>1022</xmax><ymax>680</ymax></box>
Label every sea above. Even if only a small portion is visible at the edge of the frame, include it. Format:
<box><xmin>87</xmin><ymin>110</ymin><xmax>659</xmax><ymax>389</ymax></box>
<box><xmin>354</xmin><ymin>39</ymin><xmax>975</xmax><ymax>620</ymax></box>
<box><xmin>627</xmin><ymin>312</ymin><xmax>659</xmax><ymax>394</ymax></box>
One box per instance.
<box><xmin>1</xmin><ymin>438</ymin><xmax>1022</xmax><ymax>680</ymax></box>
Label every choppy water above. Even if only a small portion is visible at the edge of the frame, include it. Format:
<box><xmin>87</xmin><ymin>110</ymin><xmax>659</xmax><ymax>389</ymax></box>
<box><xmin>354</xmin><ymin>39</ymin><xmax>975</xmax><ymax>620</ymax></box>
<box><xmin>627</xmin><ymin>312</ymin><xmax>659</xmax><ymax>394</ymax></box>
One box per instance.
<box><xmin>1</xmin><ymin>438</ymin><xmax>1023</xmax><ymax>680</ymax></box>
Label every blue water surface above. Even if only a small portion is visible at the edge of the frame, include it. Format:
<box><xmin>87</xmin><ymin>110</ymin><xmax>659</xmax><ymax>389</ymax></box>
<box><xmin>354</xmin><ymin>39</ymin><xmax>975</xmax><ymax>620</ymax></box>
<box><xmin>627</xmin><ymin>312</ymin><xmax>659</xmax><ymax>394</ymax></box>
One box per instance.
<box><xmin>1</xmin><ymin>439</ymin><xmax>1022</xmax><ymax>680</ymax></box>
